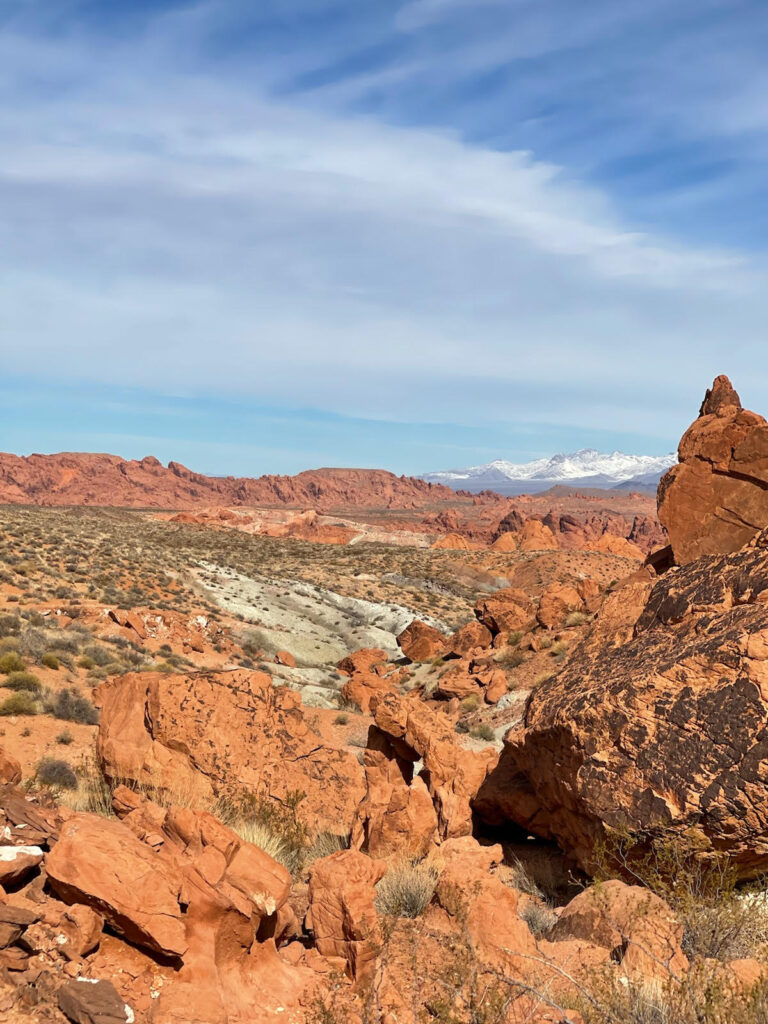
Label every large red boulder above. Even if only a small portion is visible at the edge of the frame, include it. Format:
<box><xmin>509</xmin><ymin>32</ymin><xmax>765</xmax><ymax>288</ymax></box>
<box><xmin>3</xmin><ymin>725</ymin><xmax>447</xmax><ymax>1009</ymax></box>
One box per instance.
<box><xmin>474</xmin><ymin>588</ymin><xmax>535</xmax><ymax>636</ymax></box>
<box><xmin>46</xmin><ymin>814</ymin><xmax>187</xmax><ymax>957</ymax></box>
<box><xmin>306</xmin><ymin>850</ymin><xmax>386</xmax><ymax>981</ymax></box>
<box><xmin>476</xmin><ymin>528</ymin><xmax>768</xmax><ymax>879</ymax></box>
<box><xmin>96</xmin><ymin>669</ymin><xmax>365</xmax><ymax>837</ymax></box>
<box><xmin>396</xmin><ymin>620</ymin><xmax>446</xmax><ymax>662</ymax></box>
<box><xmin>659</xmin><ymin>375</ymin><xmax>768</xmax><ymax>563</ymax></box>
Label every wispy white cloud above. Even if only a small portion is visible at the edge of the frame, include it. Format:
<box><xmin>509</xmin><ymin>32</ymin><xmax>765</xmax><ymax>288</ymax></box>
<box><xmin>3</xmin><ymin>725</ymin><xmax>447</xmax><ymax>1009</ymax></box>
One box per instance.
<box><xmin>1</xmin><ymin>1</ymin><xmax>768</xmax><ymax>466</ymax></box>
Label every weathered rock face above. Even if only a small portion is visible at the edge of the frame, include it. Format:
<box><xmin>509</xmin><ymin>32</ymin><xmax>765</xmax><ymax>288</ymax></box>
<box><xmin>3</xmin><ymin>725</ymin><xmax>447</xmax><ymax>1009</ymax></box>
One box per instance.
<box><xmin>550</xmin><ymin>879</ymin><xmax>687</xmax><ymax>981</ymax></box>
<box><xmin>97</xmin><ymin>670</ymin><xmax>365</xmax><ymax>837</ymax></box>
<box><xmin>474</xmin><ymin>588</ymin><xmax>535</xmax><ymax>636</ymax></box>
<box><xmin>353</xmin><ymin>693</ymin><xmax>496</xmax><ymax>852</ymax></box>
<box><xmin>46</xmin><ymin>815</ymin><xmax>188</xmax><ymax>957</ymax></box>
<box><xmin>0</xmin><ymin>747</ymin><xmax>21</xmax><ymax>785</ymax></box>
<box><xmin>396</xmin><ymin>620</ymin><xmax>446</xmax><ymax>662</ymax></box>
<box><xmin>477</xmin><ymin>529</ymin><xmax>768</xmax><ymax>878</ymax></box>
<box><xmin>658</xmin><ymin>375</ymin><xmax>768</xmax><ymax>564</ymax></box>
<box><xmin>306</xmin><ymin>850</ymin><xmax>385</xmax><ymax>981</ymax></box>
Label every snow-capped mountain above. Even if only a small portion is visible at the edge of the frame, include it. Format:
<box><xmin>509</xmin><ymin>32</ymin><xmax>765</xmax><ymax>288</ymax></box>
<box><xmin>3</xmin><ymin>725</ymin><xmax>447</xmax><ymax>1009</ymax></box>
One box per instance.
<box><xmin>421</xmin><ymin>449</ymin><xmax>676</xmax><ymax>495</ymax></box>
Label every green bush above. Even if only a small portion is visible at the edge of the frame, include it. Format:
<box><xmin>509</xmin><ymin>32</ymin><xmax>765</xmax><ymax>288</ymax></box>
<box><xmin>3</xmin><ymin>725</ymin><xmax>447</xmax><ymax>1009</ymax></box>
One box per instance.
<box><xmin>0</xmin><ymin>651</ymin><xmax>25</xmax><ymax>674</ymax></box>
<box><xmin>36</xmin><ymin>757</ymin><xmax>77</xmax><ymax>790</ymax></box>
<box><xmin>0</xmin><ymin>691</ymin><xmax>38</xmax><ymax>716</ymax></box>
<box><xmin>2</xmin><ymin>671</ymin><xmax>42</xmax><ymax>693</ymax></box>
<box><xmin>41</xmin><ymin>652</ymin><xmax>60</xmax><ymax>670</ymax></box>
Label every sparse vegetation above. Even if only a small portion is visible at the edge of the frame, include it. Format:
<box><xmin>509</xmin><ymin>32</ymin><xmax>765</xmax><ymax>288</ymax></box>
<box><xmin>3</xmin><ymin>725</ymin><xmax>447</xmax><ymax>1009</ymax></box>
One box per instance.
<box><xmin>375</xmin><ymin>857</ymin><xmax>440</xmax><ymax>918</ymax></box>
<box><xmin>45</xmin><ymin>687</ymin><xmax>99</xmax><ymax>725</ymax></box>
<box><xmin>36</xmin><ymin>756</ymin><xmax>77</xmax><ymax>789</ymax></box>
<box><xmin>1</xmin><ymin>670</ymin><xmax>42</xmax><ymax>692</ymax></box>
<box><xmin>0</xmin><ymin>650</ymin><xmax>25</xmax><ymax>673</ymax></box>
<box><xmin>0</xmin><ymin>690</ymin><xmax>38</xmax><ymax>715</ymax></box>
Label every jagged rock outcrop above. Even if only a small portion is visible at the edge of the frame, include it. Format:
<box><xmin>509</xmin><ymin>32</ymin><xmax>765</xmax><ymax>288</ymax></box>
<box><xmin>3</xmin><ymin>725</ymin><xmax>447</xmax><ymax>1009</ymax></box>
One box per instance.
<box><xmin>658</xmin><ymin>375</ymin><xmax>768</xmax><ymax>563</ymax></box>
<box><xmin>96</xmin><ymin>670</ymin><xmax>365</xmax><ymax>837</ymax></box>
<box><xmin>476</xmin><ymin>528</ymin><xmax>768</xmax><ymax>878</ymax></box>
<box><xmin>353</xmin><ymin>693</ymin><xmax>496</xmax><ymax>854</ymax></box>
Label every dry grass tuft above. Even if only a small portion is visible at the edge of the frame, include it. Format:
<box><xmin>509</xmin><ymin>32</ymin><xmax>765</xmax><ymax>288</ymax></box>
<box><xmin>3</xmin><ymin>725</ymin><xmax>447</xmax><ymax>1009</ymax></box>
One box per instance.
<box><xmin>375</xmin><ymin>856</ymin><xmax>441</xmax><ymax>918</ymax></box>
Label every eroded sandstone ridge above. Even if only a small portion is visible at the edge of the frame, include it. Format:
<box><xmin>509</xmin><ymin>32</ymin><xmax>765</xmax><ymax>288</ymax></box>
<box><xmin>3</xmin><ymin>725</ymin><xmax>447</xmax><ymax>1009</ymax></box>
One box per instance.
<box><xmin>658</xmin><ymin>374</ymin><xmax>768</xmax><ymax>563</ymax></box>
<box><xmin>476</xmin><ymin>376</ymin><xmax>768</xmax><ymax>879</ymax></box>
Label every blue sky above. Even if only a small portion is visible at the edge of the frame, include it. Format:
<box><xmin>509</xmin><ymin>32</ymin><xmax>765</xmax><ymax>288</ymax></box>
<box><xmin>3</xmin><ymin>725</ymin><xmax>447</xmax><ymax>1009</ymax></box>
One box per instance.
<box><xmin>2</xmin><ymin>0</ymin><xmax>768</xmax><ymax>476</ymax></box>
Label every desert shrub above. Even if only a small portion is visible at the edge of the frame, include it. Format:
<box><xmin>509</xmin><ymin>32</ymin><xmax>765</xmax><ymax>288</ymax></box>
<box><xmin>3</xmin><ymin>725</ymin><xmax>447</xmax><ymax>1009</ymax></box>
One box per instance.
<box><xmin>521</xmin><ymin>900</ymin><xmax>558</xmax><ymax>938</ymax></box>
<box><xmin>82</xmin><ymin>644</ymin><xmax>113</xmax><ymax>667</ymax></box>
<box><xmin>228</xmin><ymin>790</ymin><xmax>309</xmax><ymax>877</ymax></box>
<box><xmin>0</xmin><ymin>651</ymin><xmax>25</xmax><ymax>674</ymax></box>
<box><xmin>565</xmin><ymin>610</ymin><xmax>589</xmax><ymax>627</ymax></box>
<box><xmin>470</xmin><ymin>723</ymin><xmax>495</xmax><ymax>742</ymax></box>
<box><xmin>459</xmin><ymin>694</ymin><xmax>481</xmax><ymax>713</ymax></box>
<box><xmin>375</xmin><ymin>857</ymin><xmax>440</xmax><ymax>918</ymax></box>
<box><xmin>508</xmin><ymin>630</ymin><xmax>523</xmax><ymax>646</ymax></box>
<box><xmin>36</xmin><ymin>757</ymin><xmax>77</xmax><ymax>790</ymax></box>
<box><xmin>77</xmin><ymin>655</ymin><xmax>95</xmax><ymax>669</ymax></box>
<box><xmin>2</xmin><ymin>670</ymin><xmax>42</xmax><ymax>692</ymax></box>
<box><xmin>56</xmin><ymin>729</ymin><xmax>74</xmax><ymax>745</ymax></box>
<box><xmin>578</xmin><ymin>967</ymin><xmax>768</xmax><ymax>1024</ymax></box>
<box><xmin>62</xmin><ymin>762</ymin><xmax>114</xmax><ymax>817</ymax></box>
<box><xmin>0</xmin><ymin>614</ymin><xmax>21</xmax><ymax>637</ymax></box>
<box><xmin>46</xmin><ymin>687</ymin><xmax>99</xmax><ymax>725</ymax></box>
<box><xmin>41</xmin><ymin>652</ymin><xmax>60</xmax><ymax>670</ymax></box>
<box><xmin>538</xmin><ymin>636</ymin><xmax>553</xmax><ymax>650</ymax></box>
<box><xmin>598</xmin><ymin>830</ymin><xmax>768</xmax><ymax>962</ymax></box>
<box><xmin>234</xmin><ymin>819</ymin><xmax>300</xmax><ymax>874</ymax></box>
<box><xmin>498</xmin><ymin>648</ymin><xmax>525</xmax><ymax>669</ymax></box>
<box><xmin>550</xmin><ymin>640</ymin><xmax>568</xmax><ymax>660</ymax></box>
<box><xmin>0</xmin><ymin>691</ymin><xmax>38</xmax><ymax>716</ymax></box>
<box><xmin>334</xmin><ymin>713</ymin><xmax>349</xmax><ymax>726</ymax></box>
<box><xmin>306</xmin><ymin>831</ymin><xmax>349</xmax><ymax>866</ymax></box>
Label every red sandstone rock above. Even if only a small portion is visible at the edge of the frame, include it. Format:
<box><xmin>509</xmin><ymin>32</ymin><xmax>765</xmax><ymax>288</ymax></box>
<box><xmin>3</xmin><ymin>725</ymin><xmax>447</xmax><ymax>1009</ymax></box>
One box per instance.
<box><xmin>445</xmin><ymin>620</ymin><xmax>493</xmax><ymax>658</ymax></box>
<box><xmin>396</xmin><ymin>620</ymin><xmax>446</xmax><ymax>662</ymax></box>
<box><xmin>0</xmin><ymin>747</ymin><xmax>21</xmax><ymax>786</ymax></box>
<box><xmin>274</xmin><ymin>649</ymin><xmax>296</xmax><ymax>668</ymax></box>
<box><xmin>97</xmin><ymin>669</ymin><xmax>365</xmax><ymax>838</ymax></box>
<box><xmin>474</xmin><ymin>588</ymin><xmax>535</xmax><ymax>636</ymax></box>
<box><xmin>354</xmin><ymin>693</ymin><xmax>496</xmax><ymax>847</ymax></box>
<box><xmin>536</xmin><ymin>582</ymin><xmax>585</xmax><ymax>630</ymax></box>
<box><xmin>477</xmin><ymin>528</ymin><xmax>768</xmax><ymax>878</ymax></box>
<box><xmin>550</xmin><ymin>879</ymin><xmax>688</xmax><ymax>980</ymax></box>
<box><xmin>307</xmin><ymin>850</ymin><xmax>386</xmax><ymax>981</ymax></box>
<box><xmin>46</xmin><ymin>814</ymin><xmax>187</xmax><ymax>957</ymax></box>
<box><xmin>518</xmin><ymin>519</ymin><xmax>559</xmax><ymax>551</ymax></box>
<box><xmin>659</xmin><ymin>376</ymin><xmax>768</xmax><ymax>563</ymax></box>
<box><xmin>0</xmin><ymin>453</ymin><xmax>464</xmax><ymax>510</ymax></box>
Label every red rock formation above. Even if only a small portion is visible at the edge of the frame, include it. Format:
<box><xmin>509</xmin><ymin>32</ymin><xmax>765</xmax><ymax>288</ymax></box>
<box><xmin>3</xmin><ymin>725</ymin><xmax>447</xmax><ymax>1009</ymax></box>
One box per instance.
<box><xmin>659</xmin><ymin>375</ymin><xmax>768</xmax><ymax>563</ymax></box>
<box><xmin>396</xmin><ymin>620</ymin><xmax>446</xmax><ymax>662</ymax></box>
<box><xmin>97</xmin><ymin>670</ymin><xmax>365</xmax><ymax>837</ymax></box>
<box><xmin>474</xmin><ymin>588</ymin><xmax>535</xmax><ymax>635</ymax></box>
<box><xmin>353</xmin><ymin>693</ymin><xmax>496</xmax><ymax>849</ymax></box>
<box><xmin>0</xmin><ymin>452</ymin><xmax>464</xmax><ymax>510</ymax></box>
<box><xmin>306</xmin><ymin>850</ymin><xmax>386</xmax><ymax>981</ymax></box>
<box><xmin>477</xmin><ymin>528</ymin><xmax>768</xmax><ymax>878</ymax></box>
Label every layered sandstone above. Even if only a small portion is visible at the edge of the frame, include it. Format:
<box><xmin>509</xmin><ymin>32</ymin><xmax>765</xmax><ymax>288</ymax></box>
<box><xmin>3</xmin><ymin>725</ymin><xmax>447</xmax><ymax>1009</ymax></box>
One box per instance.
<box><xmin>658</xmin><ymin>375</ymin><xmax>768</xmax><ymax>563</ymax></box>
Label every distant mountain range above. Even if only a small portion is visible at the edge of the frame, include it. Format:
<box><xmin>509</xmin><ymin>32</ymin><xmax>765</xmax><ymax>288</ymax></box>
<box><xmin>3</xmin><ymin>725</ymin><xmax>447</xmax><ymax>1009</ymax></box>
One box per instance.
<box><xmin>421</xmin><ymin>449</ymin><xmax>677</xmax><ymax>495</ymax></box>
